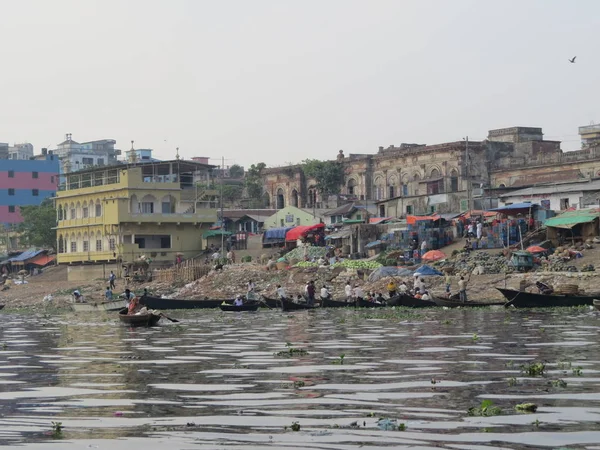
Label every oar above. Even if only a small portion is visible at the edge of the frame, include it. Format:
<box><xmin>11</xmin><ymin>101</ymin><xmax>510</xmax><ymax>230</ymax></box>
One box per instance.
<box><xmin>160</xmin><ymin>313</ymin><xmax>180</xmax><ymax>323</ymax></box>
<box><xmin>259</xmin><ymin>295</ymin><xmax>273</xmax><ymax>309</ymax></box>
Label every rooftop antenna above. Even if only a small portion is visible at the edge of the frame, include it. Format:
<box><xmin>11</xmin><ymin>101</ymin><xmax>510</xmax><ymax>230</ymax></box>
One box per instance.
<box><xmin>176</xmin><ymin>147</ymin><xmax>180</xmax><ymax>160</ymax></box>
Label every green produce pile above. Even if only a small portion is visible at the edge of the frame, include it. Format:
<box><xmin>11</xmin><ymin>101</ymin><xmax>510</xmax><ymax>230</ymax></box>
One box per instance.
<box><xmin>284</xmin><ymin>246</ymin><xmax>328</xmax><ymax>262</ymax></box>
<box><xmin>332</xmin><ymin>260</ymin><xmax>383</xmax><ymax>270</ymax></box>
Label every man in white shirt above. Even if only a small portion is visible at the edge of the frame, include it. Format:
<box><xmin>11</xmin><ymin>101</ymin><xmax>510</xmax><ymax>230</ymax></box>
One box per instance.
<box><xmin>353</xmin><ymin>285</ymin><xmax>364</xmax><ymax>299</ymax></box>
<box><xmin>398</xmin><ymin>282</ymin><xmax>408</xmax><ymax>294</ymax></box>
<box><xmin>458</xmin><ymin>276</ymin><xmax>467</xmax><ymax>302</ymax></box>
<box><xmin>476</xmin><ymin>221</ymin><xmax>483</xmax><ymax>240</ymax></box>
<box><xmin>421</xmin><ymin>240</ymin><xmax>427</xmax><ymax>255</ymax></box>
<box><xmin>320</xmin><ymin>285</ymin><xmax>330</xmax><ymax>300</ymax></box>
<box><xmin>421</xmin><ymin>291</ymin><xmax>431</xmax><ymax>301</ymax></box>
<box><xmin>345</xmin><ymin>282</ymin><xmax>352</xmax><ymax>300</ymax></box>
<box><xmin>234</xmin><ymin>296</ymin><xmax>244</xmax><ymax>306</ymax></box>
<box><xmin>276</xmin><ymin>285</ymin><xmax>286</xmax><ymax>299</ymax></box>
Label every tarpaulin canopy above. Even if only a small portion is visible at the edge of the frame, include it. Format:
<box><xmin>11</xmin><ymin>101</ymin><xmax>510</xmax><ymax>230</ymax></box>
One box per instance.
<box><xmin>369</xmin><ymin>217</ymin><xmax>393</xmax><ymax>224</ymax></box>
<box><xmin>325</xmin><ymin>229</ymin><xmax>351</xmax><ymax>240</ymax></box>
<box><xmin>202</xmin><ymin>229</ymin><xmax>232</xmax><ymax>239</ymax></box>
<box><xmin>264</xmin><ymin>227</ymin><xmax>295</xmax><ymax>240</ymax></box>
<box><xmin>29</xmin><ymin>254</ymin><xmax>56</xmax><ymax>267</ymax></box>
<box><xmin>365</xmin><ymin>240</ymin><xmax>383</xmax><ymax>249</ymax></box>
<box><xmin>0</xmin><ymin>248</ymin><xmax>45</xmax><ymax>265</ymax></box>
<box><xmin>413</xmin><ymin>264</ymin><xmax>443</xmax><ymax>276</ymax></box>
<box><xmin>285</xmin><ymin>223</ymin><xmax>325</xmax><ymax>242</ymax></box>
<box><xmin>406</xmin><ymin>214</ymin><xmax>440</xmax><ymax>225</ymax></box>
<box><xmin>489</xmin><ymin>202</ymin><xmax>538</xmax><ymax>212</ymax></box>
<box><xmin>544</xmin><ymin>208</ymin><xmax>600</xmax><ymax>229</ymax></box>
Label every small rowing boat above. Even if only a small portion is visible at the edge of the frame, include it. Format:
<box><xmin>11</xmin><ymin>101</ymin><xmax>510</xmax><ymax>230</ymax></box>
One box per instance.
<box><xmin>219</xmin><ymin>303</ymin><xmax>260</xmax><ymax>312</ymax></box>
<box><xmin>321</xmin><ymin>297</ymin><xmax>354</xmax><ymax>308</ymax></box>
<box><xmin>118</xmin><ymin>308</ymin><xmax>162</xmax><ymax>327</ymax></box>
<box><xmin>356</xmin><ymin>298</ymin><xmax>386</xmax><ymax>308</ymax></box>
<box><xmin>72</xmin><ymin>299</ymin><xmax>127</xmax><ymax>312</ymax></box>
<box><xmin>279</xmin><ymin>297</ymin><xmax>317</xmax><ymax>311</ymax></box>
<box><xmin>496</xmin><ymin>288</ymin><xmax>597</xmax><ymax>308</ymax></box>
<box><xmin>432</xmin><ymin>296</ymin><xmax>505</xmax><ymax>308</ymax></box>
<box><xmin>387</xmin><ymin>294</ymin><xmax>436</xmax><ymax>308</ymax></box>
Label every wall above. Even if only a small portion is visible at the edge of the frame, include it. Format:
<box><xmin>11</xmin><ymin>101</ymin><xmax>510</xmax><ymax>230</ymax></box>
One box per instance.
<box><xmin>262</xmin><ymin>206</ymin><xmax>318</xmax><ymax>229</ymax></box>
<box><xmin>67</xmin><ymin>263</ymin><xmax>121</xmax><ymax>282</ymax></box>
<box><xmin>500</xmin><ymin>192</ymin><xmax>583</xmax><ymax>211</ymax></box>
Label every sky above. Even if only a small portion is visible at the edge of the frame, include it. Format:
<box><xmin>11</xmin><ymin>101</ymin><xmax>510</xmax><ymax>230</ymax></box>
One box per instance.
<box><xmin>1</xmin><ymin>0</ymin><xmax>597</xmax><ymax>168</ymax></box>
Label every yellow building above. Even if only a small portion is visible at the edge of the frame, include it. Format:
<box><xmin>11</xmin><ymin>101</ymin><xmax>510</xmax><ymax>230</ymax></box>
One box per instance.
<box><xmin>55</xmin><ymin>160</ymin><xmax>218</xmax><ymax>265</ymax></box>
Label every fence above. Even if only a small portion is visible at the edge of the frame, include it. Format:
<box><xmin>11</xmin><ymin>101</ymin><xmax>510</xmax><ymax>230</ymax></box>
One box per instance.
<box><xmin>153</xmin><ymin>259</ymin><xmax>211</xmax><ymax>284</ymax></box>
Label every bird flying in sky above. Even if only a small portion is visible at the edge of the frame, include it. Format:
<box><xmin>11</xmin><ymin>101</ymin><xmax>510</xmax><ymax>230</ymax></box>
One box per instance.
<box><xmin>569</xmin><ymin>56</ymin><xmax>577</xmax><ymax>63</ymax></box>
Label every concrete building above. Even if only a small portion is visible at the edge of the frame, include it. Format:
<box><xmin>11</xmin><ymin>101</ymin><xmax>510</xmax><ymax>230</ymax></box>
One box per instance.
<box><xmin>54</xmin><ymin>159</ymin><xmax>218</xmax><ymax>267</ymax></box>
<box><xmin>52</xmin><ymin>134</ymin><xmax>120</xmax><ymax>173</ymax></box>
<box><xmin>498</xmin><ymin>179</ymin><xmax>600</xmax><ymax>211</ymax></box>
<box><xmin>0</xmin><ymin>155</ymin><xmax>60</xmax><ymax>225</ymax></box>
<box><xmin>262</xmin><ymin>206</ymin><xmax>319</xmax><ymax>229</ymax></box>
<box><xmin>579</xmin><ymin>124</ymin><xmax>600</xmax><ymax>149</ymax></box>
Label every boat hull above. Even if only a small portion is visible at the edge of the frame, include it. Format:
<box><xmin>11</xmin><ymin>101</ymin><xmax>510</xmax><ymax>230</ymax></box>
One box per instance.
<box><xmin>140</xmin><ymin>295</ymin><xmax>222</xmax><ymax>310</ymax></box>
<box><xmin>72</xmin><ymin>300</ymin><xmax>127</xmax><ymax>312</ymax></box>
<box><xmin>496</xmin><ymin>288</ymin><xmax>596</xmax><ymax>308</ymax></box>
<box><xmin>432</xmin><ymin>297</ymin><xmax>505</xmax><ymax>308</ymax></box>
<box><xmin>388</xmin><ymin>294</ymin><xmax>436</xmax><ymax>308</ymax></box>
<box><xmin>118</xmin><ymin>309</ymin><xmax>161</xmax><ymax>327</ymax></box>
<box><xmin>356</xmin><ymin>298</ymin><xmax>386</xmax><ymax>308</ymax></box>
<box><xmin>219</xmin><ymin>303</ymin><xmax>260</xmax><ymax>312</ymax></box>
<box><xmin>279</xmin><ymin>297</ymin><xmax>317</xmax><ymax>311</ymax></box>
<box><xmin>321</xmin><ymin>297</ymin><xmax>354</xmax><ymax>308</ymax></box>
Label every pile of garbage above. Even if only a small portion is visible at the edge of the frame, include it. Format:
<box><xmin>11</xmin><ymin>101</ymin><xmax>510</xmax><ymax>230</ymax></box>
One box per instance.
<box><xmin>282</xmin><ymin>245</ymin><xmax>327</xmax><ymax>263</ymax></box>
<box><xmin>451</xmin><ymin>252</ymin><xmax>510</xmax><ymax>275</ymax></box>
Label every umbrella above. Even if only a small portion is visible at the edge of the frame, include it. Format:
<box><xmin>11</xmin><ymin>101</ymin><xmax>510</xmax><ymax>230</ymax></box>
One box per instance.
<box><xmin>526</xmin><ymin>246</ymin><xmax>546</xmax><ymax>253</ymax></box>
<box><xmin>421</xmin><ymin>250</ymin><xmax>446</xmax><ymax>262</ymax></box>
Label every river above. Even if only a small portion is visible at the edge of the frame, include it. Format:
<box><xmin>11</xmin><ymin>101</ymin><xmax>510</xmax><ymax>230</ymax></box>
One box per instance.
<box><xmin>0</xmin><ymin>307</ymin><xmax>599</xmax><ymax>449</ymax></box>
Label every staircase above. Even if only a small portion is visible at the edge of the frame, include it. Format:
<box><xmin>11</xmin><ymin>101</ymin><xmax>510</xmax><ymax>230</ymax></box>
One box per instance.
<box><xmin>182</xmin><ymin>187</ymin><xmax>207</xmax><ymax>214</ymax></box>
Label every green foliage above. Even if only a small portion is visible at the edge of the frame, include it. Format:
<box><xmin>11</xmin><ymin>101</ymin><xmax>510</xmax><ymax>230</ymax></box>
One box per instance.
<box><xmin>332</xmin><ymin>354</ymin><xmax>345</xmax><ymax>365</ymax></box>
<box><xmin>51</xmin><ymin>421</ymin><xmax>63</xmax><ymax>438</ymax></box>
<box><xmin>521</xmin><ymin>361</ymin><xmax>546</xmax><ymax>377</ymax></box>
<box><xmin>468</xmin><ymin>399</ymin><xmax>502</xmax><ymax>417</ymax></box>
<box><xmin>220</xmin><ymin>184</ymin><xmax>243</xmax><ymax>204</ymax></box>
<box><xmin>515</xmin><ymin>403</ymin><xmax>538</xmax><ymax>413</ymax></box>
<box><xmin>228</xmin><ymin>164</ymin><xmax>245</xmax><ymax>178</ymax></box>
<box><xmin>302</xmin><ymin>159</ymin><xmax>344</xmax><ymax>196</ymax></box>
<box><xmin>551</xmin><ymin>378</ymin><xmax>567</xmax><ymax>388</ymax></box>
<box><xmin>17</xmin><ymin>198</ymin><xmax>57</xmax><ymax>249</ymax></box>
<box><xmin>245</xmin><ymin>162</ymin><xmax>266</xmax><ymax>202</ymax></box>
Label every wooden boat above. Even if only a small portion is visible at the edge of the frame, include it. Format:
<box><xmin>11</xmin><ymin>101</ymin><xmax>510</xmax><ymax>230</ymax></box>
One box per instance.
<box><xmin>219</xmin><ymin>303</ymin><xmax>260</xmax><ymax>312</ymax></box>
<box><xmin>140</xmin><ymin>295</ymin><xmax>223</xmax><ymax>310</ymax></box>
<box><xmin>279</xmin><ymin>297</ymin><xmax>317</xmax><ymax>311</ymax></box>
<box><xmin>118</xmin><ymin>308</ymin><xmax>161</xmax><ymax>327</ymax></box>
<box><xmin>260</xmin><ymin>296</ymin><xmax>280</xmax><ymax>308</ymax></box>
<box><xmin>594</xmin><ymin>299</ymin><xmax>600</xmax><ymax>311</ymax></box>
<box><xmin>321</xmin><ymin>297</ymin><xmax>354</xmax><ymax>308</ymax></box>
<box><xmin>356</xmin><ymin>298</ymin><xmax>386</xmax><ymax>308</ymax></box>
<box><xmin>432</xmin><ymin>296</ymin><xmax>506</xmax><ymax>308</ymax></box>
<box><xmin>497</xmin><ymin>288</ymin><xmax>597</xmax><ymax>308</ymax></box>
<box><xmin>71</xmin><ymin>299</ymin><xmax>127</xmax><ymax>312</ymax></box>
<box><xmin>388</xmin><ymin>293</ymin><xmax>436</xmax><ymax>308</ymax></box>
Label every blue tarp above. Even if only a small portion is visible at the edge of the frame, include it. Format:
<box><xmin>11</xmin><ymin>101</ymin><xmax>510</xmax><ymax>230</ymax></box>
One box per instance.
<box><xmin>368</xmin><ymin>266</ymin><xmax>414</xmax><ymax>282</ymax></box>
<box><xmin>0</xmin><ymin>248</ymin><xmax>45</xmax><ymax>265</ymax></box>
<box><xmin>489</xmin><ymin>202</ymin><xmax>538</xmax><ymax>212</ymax></box>
<box><xmin>264</xmin><ymin>227</ymin><xmax>295</xmax><ymax>240</ymax></box>
<box><xmin>365</xmin><ymin>240</ymin><xmax>383</xmax><ymax>249</ymax></box>
<box><xmin>413</xmin><ymin>264</ymin><xmax>443</xmax><ymax>276</ymax></box>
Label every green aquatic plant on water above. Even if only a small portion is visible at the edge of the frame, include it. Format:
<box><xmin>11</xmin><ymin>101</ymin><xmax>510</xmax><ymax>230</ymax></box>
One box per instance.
<box><xmin>468</xmin><ymin>399</ymin><xmax>502</xmax><ymax>417</ymax></box>
<box><xmin>472</xmin><ymin>333</ymin><xmax>479</xmax><ymax>341</ymax></box>
<box><xmin>285</xmin><ymin>422</ymin><xmax>301</xmax><ymax>432</ymax></box>
<box><xmin>551</xmin><ymin>378</ymin><xmax>568</xmax><ymax>388</ymax></box>
<box><xmin>572</xmin><ymin>366</ymin><xmax>583</xmax><ymax>376</ymax></box>
<box><xmin>521</xmin><ymin>361</ymin><xmax>546</xmax><ymax>377</ymax></box>
<box><xmin>557</xmin><ymin>361</ymin><xmax>572</xmax><ymax>370</ymax></box>
<box><xmin>332</xmin><ymin>354</ymin><xmax>345</xmax><ymax>365</ymax></box>
<box><xmin>276</xmin><ymin>343</ymin><xmax>309</xmax><ymax>357</ymax></box>
<box><xmin>515</xmin><ymin>403</ymin><xmax>538</xmax><ymax>413</ymax></box>
<box><xmin>507</xmin><ymin>377</ymin><xmax>517</xmax><ymax>387</ymax></box>
<box><xmin>51</xmin><ymin>422</ymin><xmax>63</xmax><ymax>439</ymax></box>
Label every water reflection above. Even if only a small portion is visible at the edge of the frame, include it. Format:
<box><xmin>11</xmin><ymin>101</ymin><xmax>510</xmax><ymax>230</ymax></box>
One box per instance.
<box><xmin>0</xmin><ymin>307</ymin><xmax>599</xmax><ymax>448</ymax></box>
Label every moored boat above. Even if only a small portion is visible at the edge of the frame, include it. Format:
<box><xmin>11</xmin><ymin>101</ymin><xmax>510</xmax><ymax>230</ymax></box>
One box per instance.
<box><xmin>71</xmin><ymin>299</ymin><xmax>127</xmax><ymax>312</ymax></box>
<box><xmin>118</xmin><ymin>308</ymin><xmax>162</xmax><ymax>327</ymax></box>
<box><xmin>140</xmin><ymin>295</ymin><xmax>223</xmax><ymax>310</ymax></box>
<box><xmin>356</xmin><ymin>298</ymin><xmax>386</xmax><ymax>308</ymax></box>
<box><xmin>496</xmin><ymin>288</ymin><xmax>597</xmax><ymax>308</ymax></box>
<box><xmin>321</xmin><ymin>297</ymin><xmax>354</xmax><ymax>308</ymax></box>
<box><xmin>219</xmin><ymin>303</ymin><xmax>260</xmax><ymax>312</ymax></box>
<box><xmin>432</xmin><ymin>296</ymin><xmax>506</xmax><ymax>308</ymax></box>
<box><xmin>594</xmin><ymin>299</ymin><xmax>600</xmax><ymax>311</ymax></box>
<box><xmin>388</xmin><ymin>293</ymin><xmax>436</xmax><ymax>308</ymax></box>
<box><xmin>279</xmin><ymin>297</ymin><xmax>317</xmax><ymax>311</ymax></box>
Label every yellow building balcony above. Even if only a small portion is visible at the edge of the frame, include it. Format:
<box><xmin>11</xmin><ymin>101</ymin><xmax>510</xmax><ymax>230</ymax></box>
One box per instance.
<box><xmin>56</xmin><ymin>216</ymin><xmax>111</xmax><ymax>229</ymax></box>
<box><xmin>57</xmin><ymin>250</ymin><xmax>117</xmax><ymax>264</ymax></box>
<box><xmin>119</xmin><ymin>209</ymin><xmax>217</xmax><ymax>224</ymax></box>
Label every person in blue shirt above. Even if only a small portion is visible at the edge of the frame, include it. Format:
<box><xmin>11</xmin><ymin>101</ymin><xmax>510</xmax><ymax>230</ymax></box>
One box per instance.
<box><xmin>105</xmin><ymin>287</ymin><xmax>113</xmax><ymax>301</ymax></box>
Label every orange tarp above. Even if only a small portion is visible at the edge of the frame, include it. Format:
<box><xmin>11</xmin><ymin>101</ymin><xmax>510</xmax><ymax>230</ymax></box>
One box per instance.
<box><xmin>29</xmin><ymin>254</ymin><xmax>56</xmax><ymax>266</ymax></box>
<box><xmin>406</xmin><ymin>214</ymin><xmax>440</xmax><ymax>225</ymax></box>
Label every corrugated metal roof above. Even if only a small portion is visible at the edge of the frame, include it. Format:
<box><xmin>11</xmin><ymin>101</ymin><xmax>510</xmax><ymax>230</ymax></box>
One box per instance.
<box><xmin>501</xmin><ymin>179</ymin><xmax>600</xmax><ymax>198</ymax></box>
<box><xmin>0</xmin><ymin>248</ymin><xmax>45</xmax><ymax>265</ymax></box>
<box><xmin>544</xmin><ymin>208</ymin><xmax>600</xmax><ymax>229</ymax></box>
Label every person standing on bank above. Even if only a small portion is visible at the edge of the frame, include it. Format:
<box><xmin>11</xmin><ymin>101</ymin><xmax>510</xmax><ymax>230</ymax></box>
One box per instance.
<box><xmin>421</xmin><ymin>239</ymin><xmax>428</xmax><ymax>257</ymax></box>
<box><xmin>109</xmin><ymin>271</ymin><xmax>116</xmax><ymax>290</ymax></box>
<box><xmin>458</xmin><ymin>276</ymin><xmax>468</xmax><ymax>302</ymax></box>
<box><xmin>306</xmin><ymin>281</ymin><xmax>316</xmax><ymax>306</ymax></box>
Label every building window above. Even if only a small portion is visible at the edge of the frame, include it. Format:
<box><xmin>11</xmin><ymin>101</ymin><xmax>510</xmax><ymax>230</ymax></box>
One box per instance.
<box><xmin>82</xmin><ymin>157</ymin><xmax>94</xmax><ymax>165</ymax></box>
<box><xmin>389</xmin><ymin>186</ymin><xmax>395</xmax><ymax>198</ymax></box>
<box><xmin>8</xmin><ymin>188</ymin><xmax>14</xmax><ymax>196</ymax></box>
<box><xmin>450</xmin><ymin>176</ymin><xmax>459</xmax><ymax>192</ymax></box>
<box><xmin>406</xmin><ymin>205</ymin><xmax>413</xmax><ymax>214</ymax></box>
<box><xmin>8</xmin><ymin>205</ymin><xmax>15</xmax><ymax>213</ymax></box>
<box><xmin>141</xmin><ymin>202</ymin><xmax>154</xmax><ymax>214</ymax></box>
<box><xmin>162</xmin><ymin>202</ymin><xmax>174</xmax><ymax>214</ymax></box>
<box><xmin>70</xmin><ymin>242</ymin><xmax>77</xmax><ymax>252</ymax></box>
<box><xmin>96</xmin><ymin>239</ymin><xmax>102</xmax><ymax>251</ymax></box>
<box><xmin>83</xmin><ymin>241</ymin><xmax>89</xmax><ymax>252</ymax></box>
<box><xmin>32</xmin><ymin>172</ymin><xmax>38</xmax><ymax>179</ymax></box>
<box><xmin>160</xmin><ymin>236</ymin><xmax>171</xmax><ymax>248</ymax></box>
<box><xmin>97</xmin><ymin>158</ymin><xmax>104</xmax><ymax>166</ymax></box>
<box><xmin>70</xmin><ymin>208</ymin><xmax>76</xmax><ymax>219</ymax></box>
<box><xmin>8</xmin><ymin>170</ymin><xmax>14</xmax><ymax>178</ymax></box>
<box><xmin>109</xmin><ymin>238</ymin><xmax>116</xmax><ymax>250</ymax></box>
<box><xmin>51</xmin><ymin>176</ymin><xmax>55</xmax><ymax>183</ymax></box>
<box><xmin>296</xmin><ymin>218</ymin><xmax>301</xmax><ymax>225</ymax></box>
<box><xmin>32</xmin><ymin>189</ymin><xmax>39</xmax><ymax>196</ymax></box>
<box><xmin>82</xmin><ymin>207</ymin><xmax>89</xmax><ymax>218</ymax></box>
<box><xmin>402</xmin><ymin>184</ymin><xmax>408</xmax><ymax>196</ymax></box>
<box><xmin>95</xmin><ymin>204</ymin><xmax>102</xmax><ymax>216</ymax></box>
<box><xmin>560</xmin><ymin>198</ymin><xmax>569</xmax><ymax>210</ymax></box>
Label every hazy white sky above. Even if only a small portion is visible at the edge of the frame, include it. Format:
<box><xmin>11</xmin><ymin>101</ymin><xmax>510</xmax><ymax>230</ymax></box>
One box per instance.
<box><xmin>1</xmin><ymin>0</ymin><xmax>597</xmax><ymax>167</ymax></box>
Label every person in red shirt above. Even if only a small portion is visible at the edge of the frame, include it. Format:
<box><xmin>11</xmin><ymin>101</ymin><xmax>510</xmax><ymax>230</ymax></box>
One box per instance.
<box><xmin>306</xmin><ymin>281</ymin><xmax>316</xmax><ymax>306</ymax></box>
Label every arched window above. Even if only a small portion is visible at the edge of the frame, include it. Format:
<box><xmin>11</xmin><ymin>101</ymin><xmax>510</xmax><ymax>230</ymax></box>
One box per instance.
<box><xmin>82</xmin><ymin>201</ymin><xmax>89</xmax><ymax>219</ymax></box>
<box><xmin>75</xmin><ymin>201</ymin><xmax>81</xmax><ymax>219</ymax></box>
<box><xmin>57</xmin><ymin>205</ymin><xmax>63</xmax><ymax>221</ymax></box>
<box><xmin>373</xmin><ymin>176</ymin><xmax>384</xmax><ymax>200</ymax></box>
<box><xmin>95</xmin><ymin>200</ymin><xmax>102</xmax><ymax>217</ymax></box>
<box><xmin>83</xmin><ymin>232</ymin><xmax>89</xmax><ymax>252</ymax></box>
<box><xmin>498</xmin><ymin>183</ymin><xmax>506</xmax><ymax>188</ymax></box>
<box><xmin>276</xmin><ymin>188</ymin><xmax>285</xmax><ymax>209</ymax></box>
<box><xmin>290</xmin><ymin>189</ymin><xmax>299</xmax><ymax>208</ymax></box>
<box><xmin>347</xmin><ymin>178</ymin><xmax>357</xmax><ymax>196</ymax></box>
<box><xmin>69</xmin><ymin>233</ymin><xmax>77</xmax><ymax>253</ymax></box>
<box><xmin>140</xmin><ymin>195</ymin><xmax>156</xmax><ymax>214</ymax></box>
<box><xmin>70</xmin><ymin>202</ymin><xmax>76</xmax><ymax>220</ymax></box>
<box><xmin>58</xmin><ymin>235</ymin><xmax>64</xmax><ymax>253</ymax></box>
<box><xmin>413</xmin><ymin>173</ymin><xmax>420</xmax><ymax>182</ymax></box>
<box><xmin>262</xmin><ymin>192</ymin><xmax>270</xmax><ymax>208</ymax></box>
<box><xmin>430</xmin><ymin>168</ymin><xmax>440</xmax><ymax>179</ymax></box>
<box><xmin>449</xmin><ymin>169</ymin><xmax>459</xmax><ymax>192</ymax></box>
<box><xmin>388</xmin><ymin>175</ymin><xmax>397</xmax><ymax>198</ymax></box>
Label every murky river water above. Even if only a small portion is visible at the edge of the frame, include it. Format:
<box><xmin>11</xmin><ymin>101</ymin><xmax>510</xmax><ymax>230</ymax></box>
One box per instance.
<box><xmin>1</xmin><ymin>306</ymin><xmax>600</xmax><ymax>449</ymax></box>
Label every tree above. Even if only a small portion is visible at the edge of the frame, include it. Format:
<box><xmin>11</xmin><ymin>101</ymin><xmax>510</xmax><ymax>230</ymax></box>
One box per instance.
<box><xmin>17</xmin><ymin>198</ymin><xmax>57</xmax><ymax>249</ymax></box>
<box><xmin>302</xmin><ymin>159</ymin><xmax>345</xmax><ymax>196</ymax></box>
<box><xmin>245</xmin><ymin>162</ymin><xmax>266</xmax><ymax>201</ymax></box>
<box><xmin>228</xmin><ymin>164</ymin><xmax>245</xmax><ymax>179</ymax></box>
<box><xmin>221</xmin><ymin>184</ymin><xmax>243</xmax><ymax>205</ymax></box>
